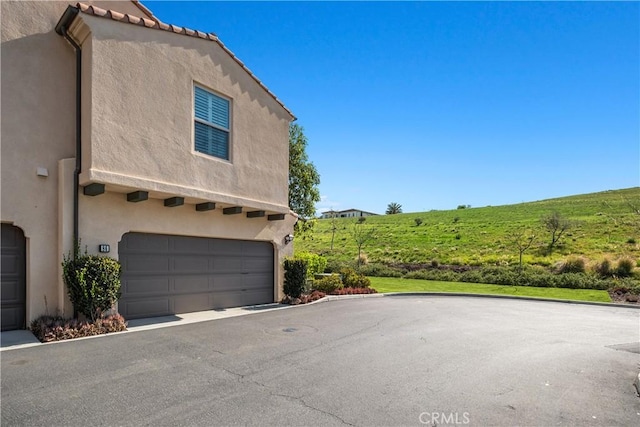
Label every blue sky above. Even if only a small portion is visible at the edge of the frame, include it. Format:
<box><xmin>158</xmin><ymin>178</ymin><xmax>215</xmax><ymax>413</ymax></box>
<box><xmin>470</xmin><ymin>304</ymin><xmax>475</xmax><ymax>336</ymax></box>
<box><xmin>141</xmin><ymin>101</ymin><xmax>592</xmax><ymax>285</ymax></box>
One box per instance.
<box><xmin>147</xmin><ymin>1</ymin><xmax>639</xmax><ymax>214</ymax></box>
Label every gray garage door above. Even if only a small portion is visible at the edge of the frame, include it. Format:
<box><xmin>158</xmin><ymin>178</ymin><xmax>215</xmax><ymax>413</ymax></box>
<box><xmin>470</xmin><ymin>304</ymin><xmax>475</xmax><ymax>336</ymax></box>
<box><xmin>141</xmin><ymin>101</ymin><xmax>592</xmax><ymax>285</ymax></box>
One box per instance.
<box><xmin>118</xmin><ymin>233</ymin><xmax>274</xmax><ymax>319</ymax></box>
<box><xmin>1</xmin><ymin>224</ymin><xmax>26</xmax><ymax>331</ymax></box>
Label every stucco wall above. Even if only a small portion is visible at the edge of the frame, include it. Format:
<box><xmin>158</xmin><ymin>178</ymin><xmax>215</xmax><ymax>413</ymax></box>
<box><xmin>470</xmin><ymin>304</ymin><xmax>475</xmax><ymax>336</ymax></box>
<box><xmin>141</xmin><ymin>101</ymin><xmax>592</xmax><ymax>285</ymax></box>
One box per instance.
<box><xmin>75</xmin><ymin>14</ymin><xmax>292</xmax><ymax>213</ymax></box>
<box><xmin>1</xmin><ymin>1</ymin><xmax>77</xmax><ymax>320</ymax></box>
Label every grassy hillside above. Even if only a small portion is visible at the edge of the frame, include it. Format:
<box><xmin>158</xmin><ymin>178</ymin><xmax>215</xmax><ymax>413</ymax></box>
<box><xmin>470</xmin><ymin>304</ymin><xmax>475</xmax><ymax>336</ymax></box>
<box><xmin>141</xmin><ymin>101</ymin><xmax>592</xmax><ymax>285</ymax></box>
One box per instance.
<box><xmin>295</xmin><ymin>187</ymin><xmax>640</xmax><ymax>268</ymax></box>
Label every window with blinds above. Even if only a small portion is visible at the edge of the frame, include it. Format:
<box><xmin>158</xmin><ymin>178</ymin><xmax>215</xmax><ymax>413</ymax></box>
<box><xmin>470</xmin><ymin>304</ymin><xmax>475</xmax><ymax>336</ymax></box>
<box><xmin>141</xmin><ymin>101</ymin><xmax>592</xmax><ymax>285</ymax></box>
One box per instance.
<box><xmin>194</xmin><ymin>85</ymin><xmax>230</xmax><ymax>160</ymax></box>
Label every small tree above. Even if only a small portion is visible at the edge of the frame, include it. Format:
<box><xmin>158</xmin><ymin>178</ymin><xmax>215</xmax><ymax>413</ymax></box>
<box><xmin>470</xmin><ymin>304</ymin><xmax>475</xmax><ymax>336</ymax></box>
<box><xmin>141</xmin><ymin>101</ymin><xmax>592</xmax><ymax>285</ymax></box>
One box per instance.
<box><xmin>351</xmin><ymin>221</ymin><xmax>376</xmax><ymax>269</ymax></box>
<box><xmin>386</xmin><ymin>202</ymin><xmax>402</xmax><ymax>215</ymax></box>
<box><xmin>289</xmin><ymin>124</ymin><xmax>320</xmax><ymax>236</ymax></box>
<box><xmin>414</xmin><ymin>218</ymin><xmax>423</xmax><ymax>226</ymax></box>
<box><xmin>509</xmin><ymin>228</ymin><xmax>536</xmax><ymax>271</ymax></box>
<box><xmin>541</xmin><ymin>211</ymin><xmax>572</xmax><ymax>253</ymax></box>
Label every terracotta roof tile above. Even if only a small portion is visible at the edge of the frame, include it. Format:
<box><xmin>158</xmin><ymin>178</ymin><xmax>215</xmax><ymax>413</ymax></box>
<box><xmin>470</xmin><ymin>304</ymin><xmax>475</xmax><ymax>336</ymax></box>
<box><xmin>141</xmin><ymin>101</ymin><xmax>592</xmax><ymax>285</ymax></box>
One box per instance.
<box><xmin>74</xmin><ymin>2</ymin><xmax>294</xmax><ymax>119</ymax></box>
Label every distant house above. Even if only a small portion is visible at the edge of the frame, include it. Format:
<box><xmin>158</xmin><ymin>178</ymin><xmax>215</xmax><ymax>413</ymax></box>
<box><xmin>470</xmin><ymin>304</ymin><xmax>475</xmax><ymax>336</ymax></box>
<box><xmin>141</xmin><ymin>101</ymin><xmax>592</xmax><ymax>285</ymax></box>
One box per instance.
<box><xmin>320</xmin><ymin>209</ymin><xmax>378</xmax><ymax>219</ymax></box>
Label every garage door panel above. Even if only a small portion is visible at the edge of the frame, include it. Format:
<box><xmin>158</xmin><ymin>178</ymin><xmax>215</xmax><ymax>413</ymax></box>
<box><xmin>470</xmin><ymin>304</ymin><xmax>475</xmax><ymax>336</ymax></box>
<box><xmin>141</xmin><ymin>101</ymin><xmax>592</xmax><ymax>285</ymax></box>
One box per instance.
<box><xmin>124</xmin><ymin>234</ymin><xmax>170</xmax><ymax>253</ymax></box>
<box><xmin>173</xmin><ymin>293</ymin><xmax>213</xmax><ymax>314</ymax></box>
<box><xmin>1</xmin><ymin>224</ymin><xmax>26</xmax><ymax>331</ymax></box>
<box><xmin>172</xmin><ymin>275</ymin><xmax>212</xmax><ymax>293</ymax></box>
<box><xmin>243</xmin><ymin>258</ymin><xmax>273</xmax><ymax>272</ymax></box>
<box><xmin>123</xmin><ymin>254</ymin><xmax>170</xmax><ymax>272</ymax></box>
<box><xmin>242</xmin><ymin>241</ymin><xmax>272</xmax><ymax>256</ymax></box>
<box><xmin>211</xmin><ymin>289</ymin><xmax>273</xmax><ymax>309</ymax></box>
<box><xmin>243</xmin><ymin>274</ymin><xmax>275</xmax><ymax>290</ymax></box>
<box><xmin>211</xmin><ymin>275</ymin><xmax>243</xmax><ymax>291</ymax></box>
<box><xmin>1</xmin><ymin>227</ymin><xmax>18</xmax><ymax>246</ymax></box>
<box><xmin>124</xmin><ymin>277</ymin><xmax>170</xmax><ymax>295</ymax></box>
<box><xmin>120</xmin><ymin>297</ymin><xmax>170</xmax><ymax>318</ymax></box>
<box><xmin>212</xmin><ymin>257</ymin><xmax>243</xmax><ymax>273</ymax></box>
<box><xmin>212</xmin><ymin>239</ymin><xmax>244</xmax><ymax>255</ymax></box>
<box><xmin>1</xmin><ymin>254</ymin><xmax>18</xmax><ymax>274</ymax></box>
<box><xmin>1</xmin><ymin>279</ymin><xmax>19</xmax><ymax>300</ymax></box>
<box><xmin>1</xmin><ymin>307</ymin><xmax>23</xmax><ymax>331</ymax></box>
<box><xmin>172</xmin><ymin>236</ymin><xmax>210</xmax><ymax>253</ymax></box>
<box><xmin>173</xmin><ymin>255</ymin><xmax>209</xmax><ymax>273</ymax></box>
<box><xmin>119</xmin><ymin>233</ymin><xmax>274</xmax><ymax>319</ymax></box>
<box><xmin>212</xmin><ymin>274</ymin><xmax>272</xmax><ymax>292</ymax></box>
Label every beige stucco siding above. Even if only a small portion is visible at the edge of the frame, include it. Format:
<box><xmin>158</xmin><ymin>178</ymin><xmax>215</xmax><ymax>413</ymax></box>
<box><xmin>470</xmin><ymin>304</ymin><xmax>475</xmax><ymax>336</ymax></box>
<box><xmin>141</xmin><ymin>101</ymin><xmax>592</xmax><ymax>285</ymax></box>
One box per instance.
<box><xmin>76</xmin><ymin>14</ymin><xmax>291</xmax><ymax>212</ymax></box>
<box><xmin>1</xmin><ymin>1</ymin><xmax>78</xmax><ymax>320</ymax></box>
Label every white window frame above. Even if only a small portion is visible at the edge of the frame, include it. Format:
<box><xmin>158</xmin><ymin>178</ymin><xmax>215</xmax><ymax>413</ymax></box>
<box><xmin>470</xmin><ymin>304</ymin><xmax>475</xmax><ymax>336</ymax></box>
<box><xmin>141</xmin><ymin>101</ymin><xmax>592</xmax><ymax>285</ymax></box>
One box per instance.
<box><xmin>193</xmin><ymin>83</ymin><xmax>232</xmax><ymax>161</ymax></box>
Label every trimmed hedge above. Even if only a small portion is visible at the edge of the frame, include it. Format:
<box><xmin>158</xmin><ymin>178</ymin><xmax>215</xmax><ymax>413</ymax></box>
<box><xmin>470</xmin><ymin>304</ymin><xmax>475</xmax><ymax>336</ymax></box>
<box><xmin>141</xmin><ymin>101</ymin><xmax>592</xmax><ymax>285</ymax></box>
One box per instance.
<box><xmin>284</xmin><ymin>259</ymin><xmax>307</xmax><ymax>298</ymax></box>
<box><xmin>62</xmin><ymin>253</ymin><xmax>121</xmax><ymax>321</ymax></box>
<box><xmin>340</xmin><ymin>268</ymin><xmax>371</xmax><ymax>288</ymax></box>
<box><xmin>313</xmin><ymin>274</ymin><xmax>343</xmax><ymax>293</ymax></box>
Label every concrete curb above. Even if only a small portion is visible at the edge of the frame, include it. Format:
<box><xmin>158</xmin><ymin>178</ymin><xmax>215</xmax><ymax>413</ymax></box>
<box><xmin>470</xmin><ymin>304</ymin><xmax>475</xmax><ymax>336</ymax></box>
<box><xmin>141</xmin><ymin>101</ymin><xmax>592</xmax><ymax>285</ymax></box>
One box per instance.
<box><xmin>381</xmin><ymin>292</ymin><xmax>640</xmax><ymax>309</ymax></box>
<box><xmin>302</xmin><ymin>291</ymin><xmax>640</xmax><ymax>309</ymax></box>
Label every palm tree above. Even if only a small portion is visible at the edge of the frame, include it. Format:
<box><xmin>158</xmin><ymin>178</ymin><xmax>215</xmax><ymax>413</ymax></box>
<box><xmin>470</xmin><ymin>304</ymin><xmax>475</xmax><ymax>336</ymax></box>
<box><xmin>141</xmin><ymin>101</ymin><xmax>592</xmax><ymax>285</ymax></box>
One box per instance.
<box><xmin>386</xmin><ymin>202</ymin><xmax>402</xmax><ymax>215</ymax></box>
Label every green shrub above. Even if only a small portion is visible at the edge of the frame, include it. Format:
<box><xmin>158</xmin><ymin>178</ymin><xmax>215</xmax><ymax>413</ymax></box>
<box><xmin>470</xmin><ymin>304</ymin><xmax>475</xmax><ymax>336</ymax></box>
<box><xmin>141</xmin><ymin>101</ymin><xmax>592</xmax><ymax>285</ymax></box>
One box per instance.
<box><xmin>402</xmin><ymin>264</ymin><xmax>612</xmax><ymax>290</ymax></box>
<box><xmin>294</xmin><ymin>252</ymin><xmax>327</xmax><ymax>279</ymax></box>
<box><xmin>62</xmin><ymin>253</ymin><xmax>121</xmax><ymax>321</ymax></box>
<box><xmin>414</xmin><ymin>218</ymin><xmax>423</xmax><ymax>226</ymax></box>
<box><xmin>593</xmin><ymin>258</ymin><xmax>612</xmax><ymax>278</ymax></box>
<box><xmin>324</xmin><ymin>259</ymin><xmax>349</xmax><ymax>273</ymax></box>
<box><xmin>313</xmin><ymin>275</ymin><xmax>343</xmax><ymax>293</ymax></box>
<box><xmin>557</xmin><ymin>256</ymin><xmax>586</xmax><ymax>274</ymax></box>
<box><xmin>360</xmin><ymin>263</ymin><xmax>405</xmax><ymax>277</ymax></box>
<box><xmin>405</xmin><ymin>269</ymin><xmax>457</xmax><ymax>282</ymax></box>
<box><xmin>340</xmin><ymin>267</ymin><xmax>371</xmax><ymax>288</ymax></box>
<box><xmin>616</xmin><ymin>258</ymin><xmax>635</xmax><ymax>278</ymax></box>
<box><xmin>626</xmin><ymin>238</ymin><xmax>636</xmax><ymax>244</ymax></box>
<box><xmin>284</xmin><ymin>259</ymin><xmax>307</xmax><ymax>298</ymax></box>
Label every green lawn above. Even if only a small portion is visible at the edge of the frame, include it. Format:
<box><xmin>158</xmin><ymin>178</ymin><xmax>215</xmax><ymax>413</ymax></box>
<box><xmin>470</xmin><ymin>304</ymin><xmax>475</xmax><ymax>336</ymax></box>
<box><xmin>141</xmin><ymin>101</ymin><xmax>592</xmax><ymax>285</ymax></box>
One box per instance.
<box><xmin>369</xmin><ymin>277</ymin><xmax>612</xmax><ymax>303</ymax></box>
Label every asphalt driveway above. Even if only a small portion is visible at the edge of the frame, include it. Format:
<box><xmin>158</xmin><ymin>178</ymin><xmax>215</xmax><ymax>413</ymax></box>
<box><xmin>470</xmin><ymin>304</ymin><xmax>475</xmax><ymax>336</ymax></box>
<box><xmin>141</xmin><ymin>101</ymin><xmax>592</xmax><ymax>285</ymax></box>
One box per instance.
<box><xmin>2</xmin><ymin>296</ymin><xmax>639</xmax><ymax>426</ymax></box>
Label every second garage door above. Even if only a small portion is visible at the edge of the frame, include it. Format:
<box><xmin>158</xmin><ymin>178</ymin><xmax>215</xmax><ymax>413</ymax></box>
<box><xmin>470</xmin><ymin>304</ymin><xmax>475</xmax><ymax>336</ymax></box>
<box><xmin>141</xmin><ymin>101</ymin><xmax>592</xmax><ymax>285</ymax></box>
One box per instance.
<box><xmin>118</xmin><ymin>233</ymin><xmax>274</xmax><ymax>319</ymax></box>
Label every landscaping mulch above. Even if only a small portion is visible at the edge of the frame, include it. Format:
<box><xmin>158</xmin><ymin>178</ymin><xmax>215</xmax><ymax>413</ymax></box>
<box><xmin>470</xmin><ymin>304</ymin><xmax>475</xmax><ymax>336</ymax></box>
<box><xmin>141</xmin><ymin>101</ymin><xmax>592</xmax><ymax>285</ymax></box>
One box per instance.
<box><xmin>608</xmin><ymin>289</ymin><xmax>640</xmax><ymax>305</ymax></box>
<box><xmin>30</xmin><ymin>314</ymin><xmax>127</xmax><ymax>343</ymax></box>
